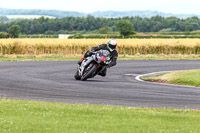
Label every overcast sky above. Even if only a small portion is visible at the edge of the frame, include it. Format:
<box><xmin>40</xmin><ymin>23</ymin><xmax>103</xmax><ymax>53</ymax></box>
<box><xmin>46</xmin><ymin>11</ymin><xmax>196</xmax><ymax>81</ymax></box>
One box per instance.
<box><xmin>0</xmin><ymin>0</ymin><xmax>200</xmax><ymax>14</ymax></box>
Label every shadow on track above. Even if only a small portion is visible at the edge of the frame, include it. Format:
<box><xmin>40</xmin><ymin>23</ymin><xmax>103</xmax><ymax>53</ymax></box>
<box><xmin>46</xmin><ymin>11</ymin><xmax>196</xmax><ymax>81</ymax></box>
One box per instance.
<box><xmin>73</xmin><ymin>79</ymin><xmax>120</xmax><ymax>83</ymax></box>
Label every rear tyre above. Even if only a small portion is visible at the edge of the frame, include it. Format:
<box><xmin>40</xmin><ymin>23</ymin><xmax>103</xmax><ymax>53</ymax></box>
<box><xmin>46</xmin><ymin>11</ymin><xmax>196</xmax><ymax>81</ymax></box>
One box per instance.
<box><xmin>81</xmin><ymin>64</ymin><xmax>97</xmax><ymax>81</ymax></box>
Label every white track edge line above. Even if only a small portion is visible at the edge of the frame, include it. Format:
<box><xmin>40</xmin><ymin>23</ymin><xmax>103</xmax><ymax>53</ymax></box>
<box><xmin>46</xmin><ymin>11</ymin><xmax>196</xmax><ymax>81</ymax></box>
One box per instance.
<box><xmin>135</xmin><ymin>70</ymin><xmax>200</xmax><ymax>88</ymax></box>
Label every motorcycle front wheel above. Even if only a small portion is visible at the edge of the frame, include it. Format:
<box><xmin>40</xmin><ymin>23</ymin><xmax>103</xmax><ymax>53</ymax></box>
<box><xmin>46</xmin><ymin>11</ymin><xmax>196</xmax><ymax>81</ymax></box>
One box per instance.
<box><xmin>81</xmin><ymin>64</ymin><xmax>98</xmax><ymax>81</ymax></box>
<box><xmin>74</xmin><ymin>70</ymin><xmax>81</xmax><ymax>80</ymax></box>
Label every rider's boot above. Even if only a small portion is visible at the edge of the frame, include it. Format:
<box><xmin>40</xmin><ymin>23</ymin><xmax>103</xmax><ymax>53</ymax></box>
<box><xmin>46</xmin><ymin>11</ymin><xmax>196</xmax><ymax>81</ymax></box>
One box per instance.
<box><xmin>98</xmin><ymin>68</ymin><xmax>107</xmax><ymax>77</ymax></box>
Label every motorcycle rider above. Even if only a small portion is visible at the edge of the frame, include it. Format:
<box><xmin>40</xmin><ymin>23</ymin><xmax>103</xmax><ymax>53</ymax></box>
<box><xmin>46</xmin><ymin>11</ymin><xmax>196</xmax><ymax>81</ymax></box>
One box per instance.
<box><xmin>78</xmin><ymin>38</ymin><xmax>118</xmax><ymax>77</ymax></box>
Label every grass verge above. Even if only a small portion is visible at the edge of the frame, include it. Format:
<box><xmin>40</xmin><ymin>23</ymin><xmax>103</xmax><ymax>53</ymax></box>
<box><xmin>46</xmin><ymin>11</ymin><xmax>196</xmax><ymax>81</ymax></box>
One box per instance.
<box><xmin>0</xmin><ymin>54</ymin><xmax>200</xmax><ymax>61</ymax></box>
<box><xmin>0</xmin><ymin>99</ymin><xmax>200</xmax><ymax>133</ymax></box>
<box><xmin>143</xmin><ymin>69</ymin><xmax>200</xmax><ymax>87</ymax></box>
<box><xmin>0</xmin><ymin>57</ymin><xmax>81</xmax><ymax>61</ymax></box>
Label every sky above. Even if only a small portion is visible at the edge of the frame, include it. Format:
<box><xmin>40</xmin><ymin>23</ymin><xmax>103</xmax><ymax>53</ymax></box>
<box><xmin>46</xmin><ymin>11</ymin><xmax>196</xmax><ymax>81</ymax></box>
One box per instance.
<box><xmin>0</xmin><ymin>0</ymin><xmax>200</xmax><ymax>14</ymax></box>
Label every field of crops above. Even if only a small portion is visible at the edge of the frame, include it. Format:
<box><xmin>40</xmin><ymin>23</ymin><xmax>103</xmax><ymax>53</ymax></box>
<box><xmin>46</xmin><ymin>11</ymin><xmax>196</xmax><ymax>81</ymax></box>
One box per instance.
<box><xmin>0</xmin><ymin>39</ymin><xmax>200</xmax><ymax>56</ymax></box>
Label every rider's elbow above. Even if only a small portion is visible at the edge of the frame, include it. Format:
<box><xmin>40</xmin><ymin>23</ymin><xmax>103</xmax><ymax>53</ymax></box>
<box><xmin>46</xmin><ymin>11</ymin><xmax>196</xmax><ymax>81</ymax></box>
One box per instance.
<box><xmin>91</xmin><ymin>47</ymin><xmax>95</xmax><ymax>52</ymax></box>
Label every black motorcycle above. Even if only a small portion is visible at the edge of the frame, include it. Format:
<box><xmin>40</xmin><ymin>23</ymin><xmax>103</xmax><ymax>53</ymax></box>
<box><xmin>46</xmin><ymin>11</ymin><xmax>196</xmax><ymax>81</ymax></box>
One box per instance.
<box><xmin>74</xmin><ymin>50</ymin><xmax>111</xmax><ymax>81</ymax></box>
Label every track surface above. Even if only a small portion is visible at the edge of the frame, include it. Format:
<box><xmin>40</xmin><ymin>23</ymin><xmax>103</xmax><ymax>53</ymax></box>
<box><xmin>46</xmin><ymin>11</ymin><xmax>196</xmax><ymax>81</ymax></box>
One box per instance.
<box><xmin>0</xmin><ymin>60</ymin><xmax>200</xmax><ymax>109</ymax></box>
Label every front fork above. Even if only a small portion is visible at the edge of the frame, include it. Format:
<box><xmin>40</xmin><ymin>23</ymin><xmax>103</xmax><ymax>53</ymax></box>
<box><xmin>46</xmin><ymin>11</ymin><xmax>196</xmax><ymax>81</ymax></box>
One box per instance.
<box><xmin>78</xmin><ymin>57</ymin><xmax>95</xmax><ymax>76</ymax></box>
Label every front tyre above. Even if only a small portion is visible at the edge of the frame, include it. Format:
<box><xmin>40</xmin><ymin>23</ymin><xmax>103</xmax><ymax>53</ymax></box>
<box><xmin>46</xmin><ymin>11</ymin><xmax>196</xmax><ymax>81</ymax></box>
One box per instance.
<box><xmin>81</xmin><ymin>64</ymin><xmax>97</xmax><ymax>81</ymax></box>
<box><xmin>74</xmin><ymin>71</ymin><xmax>81</xmax><ymax>80</ymax></box>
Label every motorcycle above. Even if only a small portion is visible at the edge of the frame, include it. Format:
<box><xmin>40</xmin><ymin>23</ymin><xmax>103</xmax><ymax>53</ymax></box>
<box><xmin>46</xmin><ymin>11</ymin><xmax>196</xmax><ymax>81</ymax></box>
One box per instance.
<box><xmin>74</xmin><ymin>49</ymin><xmax>111</xmax><ymax>81</ymax></box>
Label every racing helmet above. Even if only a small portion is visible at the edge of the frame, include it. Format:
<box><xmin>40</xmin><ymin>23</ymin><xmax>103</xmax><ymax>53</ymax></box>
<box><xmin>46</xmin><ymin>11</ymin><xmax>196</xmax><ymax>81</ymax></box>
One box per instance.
<box><xmin>107</xmin><ymin>38</ymin><xmax>117</xmax><ymax>52</ymax></box>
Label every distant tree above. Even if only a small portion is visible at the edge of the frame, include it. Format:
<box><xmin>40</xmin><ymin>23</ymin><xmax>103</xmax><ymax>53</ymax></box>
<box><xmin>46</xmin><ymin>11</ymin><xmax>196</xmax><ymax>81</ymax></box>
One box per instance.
<box><xmin>0</xmin><ymin>32</ymin><xmax>9</xmax><ymax>38</ymax></box>
<box><xmin>45</xmin><ymin>30</ymin><xmax>55</xmax><ymax>35</ymax></box>
<box><xmin>0</xmin><ymin>16</ymin><xmax>9</xmax><ymax>23</ymax></box>
<box><xmin>185</xmin><ymin>25</ymin><xmax>191</xmax><ymax>34</ymax></box>
<box><xmin>116</xmin><ymin>20</ymin><xmax>136</xmax><ymax>37</ymax></box>
<box><xmin>98</xmin><ymin>26</ymin><xmax>111</xmax><ymax>34</ymax></box>
<box><xmin>8</xmin><ymin>25</ymin><xmax>21</xmax><ymax>38</ymax></box>
<box><xmin>73</xmin><ymin>33</ymin><xmax>83</xmax><ymax>38</ymax></box>
<box><xmin>0</xmin><ymin>15</ymin><xmax>199</xmax><ymax>35</ymax></box>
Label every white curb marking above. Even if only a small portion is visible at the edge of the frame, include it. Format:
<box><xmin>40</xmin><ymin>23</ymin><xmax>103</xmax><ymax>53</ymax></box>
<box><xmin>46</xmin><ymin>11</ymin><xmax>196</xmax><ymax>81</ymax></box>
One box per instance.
<box><xmin>134</xmin><ymin>70</ymin><xmax>200</xmax><ymax>88</ymax></box>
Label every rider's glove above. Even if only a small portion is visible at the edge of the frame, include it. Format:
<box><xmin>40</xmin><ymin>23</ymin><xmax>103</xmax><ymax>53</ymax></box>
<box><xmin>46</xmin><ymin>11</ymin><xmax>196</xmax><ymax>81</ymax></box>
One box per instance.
<box><xmin>85</xmin><ymin>50</ymin><xmax>93</xmax><ymax>57</ymax></box>
<box><xmin>88</xmin><ymin>51</ymin><xmax>93</xmax><ymax>56</ymax></box>
<box><xmin>90</xmin><ymin>49</ymin><xmax>95</xmax><ymax>52</ymax></box>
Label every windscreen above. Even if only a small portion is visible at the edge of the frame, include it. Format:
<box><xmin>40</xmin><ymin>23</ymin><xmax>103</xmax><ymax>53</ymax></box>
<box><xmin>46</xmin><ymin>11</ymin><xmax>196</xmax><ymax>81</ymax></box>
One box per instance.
<box><xmin>99</xmin><ymin>50</ymin><xmax>110</xmax><ymax>57</ymax></box>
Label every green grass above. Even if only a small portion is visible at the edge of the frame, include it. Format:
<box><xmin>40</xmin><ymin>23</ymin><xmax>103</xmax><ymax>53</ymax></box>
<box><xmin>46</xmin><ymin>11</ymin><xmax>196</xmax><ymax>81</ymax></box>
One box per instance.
<box><xmin>0</xmin><ymin>57</ymin><xmax>81</xmax><ymax>61</ymax></box>
<box><xmin>118</xmin><ymin>56</ymin><xmax>200</xmax><ymax>60</ymax></box>
<box><xmin>0</xmin><ymin>99</ymin><xmax>200</xmax><ymax>133</ymax></box>
<box><xmin>143</xmin><ymin>69</ymin><xmax>200</xmax><ymax>87</ymax></box>
<box><xmin>1</xmin><ymin>55</ymin><xmax>200</xmax><ymax>61</ymax></box>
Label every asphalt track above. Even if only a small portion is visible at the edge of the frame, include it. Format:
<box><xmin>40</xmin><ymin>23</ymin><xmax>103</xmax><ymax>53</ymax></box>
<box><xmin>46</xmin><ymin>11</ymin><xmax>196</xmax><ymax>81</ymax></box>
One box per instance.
<box><xmin>0</xmin><ymin>60</ymin><xmax>200</xmax><ymax>110</ymax></box>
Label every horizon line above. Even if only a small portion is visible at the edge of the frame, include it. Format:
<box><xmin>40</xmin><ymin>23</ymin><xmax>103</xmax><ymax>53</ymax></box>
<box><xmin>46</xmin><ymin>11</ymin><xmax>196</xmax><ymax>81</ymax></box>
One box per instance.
<box><xmin>0</xmin><ymin>7</ymin><xmax>199</xmax><ymax>16</ymax></box>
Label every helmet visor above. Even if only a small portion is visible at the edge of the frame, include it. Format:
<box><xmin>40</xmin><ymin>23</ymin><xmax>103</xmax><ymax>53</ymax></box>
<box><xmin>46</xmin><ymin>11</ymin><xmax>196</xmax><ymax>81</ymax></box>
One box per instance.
<box><xmin>108</xmin><ymin>44</ymin><xmax>116</xmax><ymax>50</ymax></box>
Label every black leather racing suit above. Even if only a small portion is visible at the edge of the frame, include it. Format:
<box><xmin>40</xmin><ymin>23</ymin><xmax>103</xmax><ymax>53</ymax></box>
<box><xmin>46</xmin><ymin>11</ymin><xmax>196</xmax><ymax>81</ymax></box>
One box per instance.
<box><xmin>90</xmin><ymin>44</ymin><xmax>118</xmax><ymax>77</ymax></box>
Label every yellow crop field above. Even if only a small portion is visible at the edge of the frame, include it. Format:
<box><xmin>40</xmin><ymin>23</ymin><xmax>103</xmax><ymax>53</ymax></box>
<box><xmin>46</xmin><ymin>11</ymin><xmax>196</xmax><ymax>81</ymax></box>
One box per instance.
<box><xmin>0</xmin><ymin>39</ymin><xmax>200</xmax><ymax>56</ymax></box>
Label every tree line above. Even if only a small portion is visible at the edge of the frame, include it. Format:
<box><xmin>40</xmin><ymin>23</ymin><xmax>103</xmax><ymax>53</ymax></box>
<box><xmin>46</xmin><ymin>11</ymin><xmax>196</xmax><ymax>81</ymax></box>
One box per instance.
<box><xmin>0</xmin><ymin>15</ymin><xmax>200</xmax><ymax>35</ymax></box>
